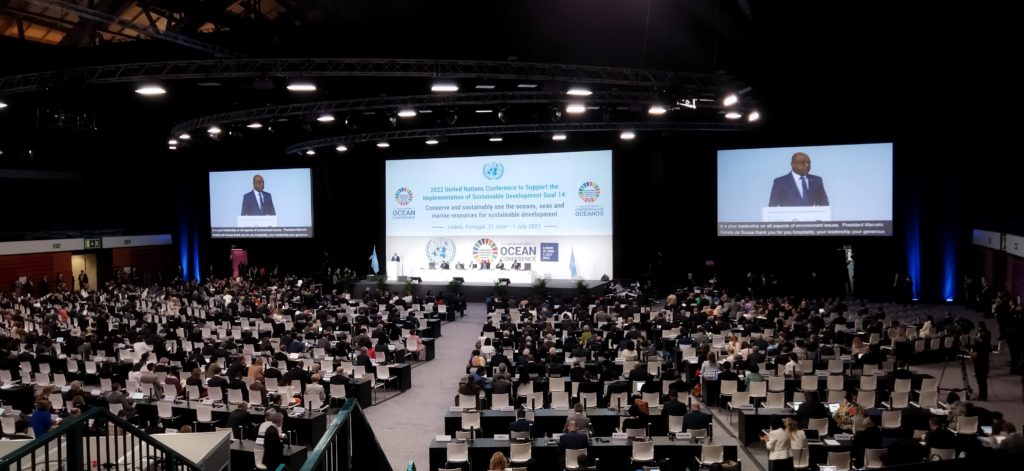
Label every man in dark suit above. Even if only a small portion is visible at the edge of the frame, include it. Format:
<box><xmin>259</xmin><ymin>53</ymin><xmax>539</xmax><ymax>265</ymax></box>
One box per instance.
<box><xmin>924</xmin><ymin>417</ymin><xmax>955</xmax><ymax>450</ymax></box>
<box><xmin>661</xmin><ymin>388</ymin><xmax>688</xmax><ymax>417</ymax></box>
<box><xmin>391</xmin><ymin>253</ymin><xmax>400</xmax><ymax>262</ymax></box>
<box><xmin>852</xmin><ymin>418</ymin><xmax>883</xmax><ymax>467</ymax></box>
<box><xmin>795</xmin><ymin>391</ymin><xmax>830</xmax><ymax>427</ymax></box>
<box><xmin>240</xmin><ymin>174</ymin><xmax>277</xmax><ymax>216</ymax></box>
<box><xmin>509</xmin><ymin>409</ymin><xmax>533</xmax><ymax>436</ymax></box>
<box><xmin>559</xmin><ymin>420</ymin><xmax>589</xmax><ymax>458</ymax></box>
<box><xmin>768</xmin><ymin>152</ymin><xmax>830</xmax><ymax>207</ymax></box>
<box><xmin>439</xmin><ymin>261</ymin><xmax>450</xmax><ymax>269</ymax></box>
<box><xmin>683</xmin><ymin>402</ymin><xmax>711</xmax><ymax>432</ymax></box>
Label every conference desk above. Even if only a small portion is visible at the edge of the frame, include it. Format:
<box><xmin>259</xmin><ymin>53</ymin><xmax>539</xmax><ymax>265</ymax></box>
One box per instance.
<box><xmin>423</xmin><ymin>338</ymin><xmax>436</xmax><ymax>361</ymax></box>
<box><xmin>428</xmin><ymin>437</ymin><xmax>739</xmax><ymax>471</ymax></box>
<box><xmin>425</xmin><ymin>319</ymin><xmax>442</xmax><ymax>339</ymax></box>
<box><xmin>412</xmin><ymin>268</ymin><xmax>535</xmax><ymax>284</ymax></box>
<box><xmin>230</xmin><ymin>439</ymin><xmax>308</xmax><ymax>470</ymax></box>
<box><xmin>134</xmin><ymin>400</ymin><xmax>327</xmax><ymax>445</ymax></box>
<box><xmin>0</xmin><ymin>384</ymin><xmax>35</xmax><ymax>413</ymax></box>
<box><xmin>735</xmin><ymin>406</ymin><xmax>945</xmax><ymax>445</ymax></box>
<box><xmin>371</xmin><ymin>363</ymin><xmax>412</xmax><ymax>392</ymax></box>
<box><xmin>444</xmin><ymin>408</ymin><xmax>624</xmax><ymax>437</ymax></box>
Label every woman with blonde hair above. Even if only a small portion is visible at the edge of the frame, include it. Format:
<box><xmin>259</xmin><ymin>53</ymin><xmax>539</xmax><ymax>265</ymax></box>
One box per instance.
<box><xmin>851</xmin><ymin>337</ymin><xmax>868</xmax><ymax>355</ymax></box>
<box><xmin>761</xmin><ymin>417</ymin><xmax>793</xmax><ymax>471</ymax></box>
<box><xmin>784</xmin><ymin>417</ymin><xmax>807</xmax><ymax>468</ymax></box>
<box><xmin>488</xmin><ymin>451</ymin><xmax>509</xmax><ymax>471</ymax></box>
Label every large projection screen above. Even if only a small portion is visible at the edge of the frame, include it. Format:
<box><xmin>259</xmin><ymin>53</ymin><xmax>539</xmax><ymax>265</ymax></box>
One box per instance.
<box><xmin>717</xmin><ymin>143</ymin><xmax>893</xmax><ymax>236</ymax></box>
<box><xmin>209</xmin><ymin>168</ymin><xmax>314</xmax><ymax>238</ymax></box>
<box><xmin>386</xmin><ymin>150</ymin><xmax>612</xmax><ymax>283</ymax></box>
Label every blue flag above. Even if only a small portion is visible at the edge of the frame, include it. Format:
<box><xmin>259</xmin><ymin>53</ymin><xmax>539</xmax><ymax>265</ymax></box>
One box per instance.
<box><xmin>569</xmin><ymin>248</ymin><xmax>578</xmax><ymax>279</ymax></box>
<box><xmin>369</xmin><ymin>245</ymin><xmax>380</xmax><ymax>274</ymax></box>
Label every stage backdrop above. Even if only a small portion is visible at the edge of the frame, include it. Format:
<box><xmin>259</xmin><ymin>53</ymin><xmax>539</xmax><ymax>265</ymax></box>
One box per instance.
<box><xmin>385</xmin><ymin>150</ymin><xmax>613</xmax><ymax>282</ymax></box>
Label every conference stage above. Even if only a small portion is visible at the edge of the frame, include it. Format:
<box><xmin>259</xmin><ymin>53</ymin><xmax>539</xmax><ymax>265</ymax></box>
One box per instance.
<box><xmin>354</xmin><ymin>278</ymin><xmax>609</xmax><ymax>303</ymax></box>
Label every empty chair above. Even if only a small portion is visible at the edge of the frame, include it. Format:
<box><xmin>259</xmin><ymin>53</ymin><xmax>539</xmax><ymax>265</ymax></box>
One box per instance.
<box><xmin>108</xmin><ymin>402</ymin><xmax>124</xmax><ymax>416</ymax></box>
<box><xmin>696</xmin><ymin>445</ymin><xmax>724</xmax><ymax>466</ymax></box>
<box><xmin>893</xmin><ymin>378</ymin><xmax>912</xmax><ymax>393</ymax></box>
<box><xmin>668</xmin><ymin>415</ymin><xmax>684</xmax><ymax>433</ymax></box>
<box><xmin>858</xmin><ymin>390</ymin><xmax>876</xmax><ymax>408</ymax></box>
<box><xmin>194</xmin><ymin>404</ymin><xmax>219</xmax><ymax>430</ymax></box>
<box><xmin>728</xmin><ymin>391</ymin><xmax>751</xmax><ymax>411</ymax></box>
<box><xmin>863</xmin><ymin>364</ymin><xmax>878</xmax><ymax>376</ymax></box>
<box><xmin>881</xmin><ymin>410</ymin><xmax>901</xmax><ymax>429</ymax></box>
<box><xmin>887</xmin><ymin>391</ymin><xmax>909</xmax><ymax>409</ymax></box>
<box><xmin>227</xmin><ymin>388</ymin><xmax>245</xmax><ymax>405</ymax></box>
<box><xmin>800</xmin><ymin>359</ymin><xmax>815</xmax><ymax>374</ymax></box>
<box><xmin>157</xmin><ymin>401</ymin><xmax>180</xmax><ymax>427</ymax></box>
<box><xmin>767</xmin><ymin>376</ymin><xmax>786</xmax><ymax>393</ymax></box>
<box><xmin>641</xmin><ymin>392</ymin><xmax>660</xmax><ymax>408</ymax></box>
<box><xmin>461</xmin><ymin>410</ymin><xmax>481</xmax><ymax>432</ymax></box>
<box><xmin>951</xmin><ymin>415</ymin><xmax>978</xmax><ymax>435</ymax></box>
<box><xmin>919</xmin><ymin>377</ymin><xmax>938</xmax><ymax>392</ymax></box>
<box><xmin>827</xmin><ymin>451</ymin><xmax>851</xmax><ymax>471</ymax></box>
<box><xmin>458</xmin><ymin>393</ymin><xmax>478</xmax><ymax>410</ymax></box>
<box><xmin>53</xmin><ymin>373</ymin><xmax>67</xmax><ymax>387</ymax></box>
<box><xmin>792</xmin><ymin>447</ymin><xmax>810</xmax><ymax>469</ymax></box>
<box><xmin>748</xmin><ymin>381</ymin><xmax>768</xmax><ymax>401</ymax></box>
<box><xmin>48</xmin><ymin>393</ymin><xmax>64</xmax><ymax>411</ymax></box>
<box><xmin>828</xmin><ymin>359</ymin><xmax>844</xmax><ymax>374</ymax></box>
<box><xmin>329</xmin><ymin>384</ymin><xmax>347</xmax><ymax>406</ymax></box>
<box><xmin>608</xmin><ymin>392</ymin><xmax>629</xmax><ymax>410</ymax></box>
<box><xmin>550</xmin><ymin>391</ymin><xmax>570</xmax><ymax>409</ymax></box>
<box><xmin>565</xmin><ymin>448</ymin><xmax>587</xmax><ymax>470</ymax></box>
<box><xmin>799</xmin><ymin>375</ymin><xmax>818</xmax><ymax>392</ymax></box>
<box><xmin>549</xmin><ymin>377</ymin><xmax>566</xmax><ymax>392</ymax></box>
<box><xmin>914</xmin><ymin>390</ymin><xmax>938</xmax><ymax>409</ymax></box>
<box><xmin>509</xmin><ymin>441</ymin><xmax>532</xmax><ymax>464</ymax></box>
<box><xmin>35</xmin><ymin>372</ymin><xmax>50</xmax><ymax>386</ymax></box>
<box><xmin>445</xmin><ymin>441</ymin><xmax>470</xmax><ymax>469</ymax></box>
<box><xmin>864</xmin><ymin>448</ymin><xmax>886</xmax><ymax>468</ymax></box>
<box><xmin>808</xmin><ymin>418</ymin><xmax>829</xmax><ymax>437</ymax></box>
<box><xmin>579</xmin><ymin>392</ymin><xmax>598</xmax><ymax>409</ymax></box>
<box><xmin>490</xmin><ymin>393</ymin><xmax>509</xmax><ymax>410</ymax></box>
<box><xmin>929</xmin><ymin>448</ymin><xmax>955</xmax><ymax>460</ymax></box>
<box><xmin>186</xmin><ymin>385</ymin><xmax>201</xmax><ymax>400</ymax></box>
<box><xmin>826</xmin><ymin>389</ymin><xmax>845</xmax><ymax>403</ymax></box>
<box><xmin>826</xmin><ymin>375</ymin><xmax>845</xmax><ymax>391</ymax></box>
<box><xmin>766</xmin><ymin>391</ymin><xmax>786</xmax><ymax>409</ymax></box>
<box><xmin>0</xmin><ymin>417</ymin><xmax>16</xmax><ymax>434</ymax></box>
<box><xmin>859</xmin><ymin>375</ymin><xmax>877</xmax><ymax>391</ymax></box>
<box><xmin>630</xmin><ymin>439</ymin><xmax>655</xmax><ymax>465</ymax></box>
<box><xmin>914</xmin><ymin>340</ymin><xmax>926</xmax><ymax>353</ymax></box>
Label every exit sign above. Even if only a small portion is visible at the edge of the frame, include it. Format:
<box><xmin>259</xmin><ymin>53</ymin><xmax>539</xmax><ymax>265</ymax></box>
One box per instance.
<box><xmin>86</xmin><ymin>239</ymin><xmax>102</xmax><ymax>249</ymax></box>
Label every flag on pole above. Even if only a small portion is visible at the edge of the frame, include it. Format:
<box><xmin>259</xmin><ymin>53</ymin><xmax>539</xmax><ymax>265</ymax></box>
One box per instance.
<box><xmin>369</xmin><ymin>245</ymin><xmax>380</xmax><ymax>274</ymax></box>
<box><xmin>569</xmin><ymin>248</ymin><xmax>578</xmax><ymax>279</ymax></box>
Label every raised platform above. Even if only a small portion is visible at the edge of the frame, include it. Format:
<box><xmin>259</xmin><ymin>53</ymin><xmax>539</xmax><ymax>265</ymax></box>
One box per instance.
<box><xmin>354</xmin><ymin>279</ymin><xmax>609</xmax><ymax>302</ymax></box>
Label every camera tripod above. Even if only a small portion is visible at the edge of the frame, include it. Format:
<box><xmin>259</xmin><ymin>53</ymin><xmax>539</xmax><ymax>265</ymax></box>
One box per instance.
<box><xmin>938</xmin><ymin>353</ymin><xmax>973</xmax><ymax>401</ymax></box>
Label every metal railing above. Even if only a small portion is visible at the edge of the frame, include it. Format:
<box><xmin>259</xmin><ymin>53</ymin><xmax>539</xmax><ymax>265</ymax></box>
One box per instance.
<box><xmin>299</xmin><ymin>399</ymin><xmax>391</xmax><ymax>471</ymax></box>
<box><xmin>0</xmin><ymin>407</ymin><xmax>202</xmax><ymax>471</ymax></box>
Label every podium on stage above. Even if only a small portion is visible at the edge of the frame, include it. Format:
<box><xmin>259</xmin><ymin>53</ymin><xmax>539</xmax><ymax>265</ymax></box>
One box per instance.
<box><xmin>761</xmin><ymin>206</ymin><xmax>832</xmax><ymax>222</ymax></box>
<box><xmin>237</xmin><ymin>215</ymin><xmax>278</xmax><ymax>227</ymax></box>
<box><xmin>387</xmin><ymin>261</ymin><xmax>403</xmax><ymax>281</ymax></box>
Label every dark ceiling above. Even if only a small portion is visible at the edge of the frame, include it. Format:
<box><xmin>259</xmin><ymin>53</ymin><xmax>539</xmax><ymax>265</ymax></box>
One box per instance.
<box><xmin>0</xmin><ymin>1</ymin><xmax>1016</xmax><ymax>172</ymax></box>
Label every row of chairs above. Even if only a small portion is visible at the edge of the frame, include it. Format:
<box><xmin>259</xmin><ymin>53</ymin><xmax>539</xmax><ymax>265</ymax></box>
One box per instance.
<box><xmin>443</xmin><ymin>441</ymin><xmax>725</xmax><ymax>471</ymax></box>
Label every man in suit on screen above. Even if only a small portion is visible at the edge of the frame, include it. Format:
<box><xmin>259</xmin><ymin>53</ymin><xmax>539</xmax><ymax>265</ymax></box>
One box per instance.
<box><xmin>768</xmin><ymin>152</ymin><xmax>830</xmax><ymax>206</ymax></box>
<box><xmin>240</xmin><ymin>174</ymin><xmax>277</xmax><ymax>216</ymax></box>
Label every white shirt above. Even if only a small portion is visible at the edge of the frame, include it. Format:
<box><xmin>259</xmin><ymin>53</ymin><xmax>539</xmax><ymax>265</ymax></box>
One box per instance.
<box><xmin>791</xmin><ymin>171</ymin><xmax>808</xmax><ymax>198</ymax></box>
<box><xmin>765</xmin><ymin>428</ymin><xmax>792</xmax><ymax>460</ymax></box>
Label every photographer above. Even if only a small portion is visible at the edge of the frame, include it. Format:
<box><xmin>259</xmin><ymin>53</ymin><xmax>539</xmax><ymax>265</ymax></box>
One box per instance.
<box><xmin>970</xmin><ymin>321</ymin><xmax>993</xmax><ymax>401</ymax></box>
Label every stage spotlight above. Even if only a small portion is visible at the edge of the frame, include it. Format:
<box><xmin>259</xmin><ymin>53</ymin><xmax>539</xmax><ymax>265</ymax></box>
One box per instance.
<box><xmin>620</xmin><ymin>131</ymin><xmax>636</xmax><ymax>140</ymax></box>
<box><xmin>552</xmin><ymin>133</ymin><xmax>567</xmax><ymax>141</ymax></box>
<box><xmin>287</xmin><ymin>81</ymin><xmax>316</xmax><ymax>92</ymax></box>
<box><xmin>207</xmin><ymin>126</ymin><xmax>222</xmax><ymax>135</ymax></box>
<box><xmin>425</xmin><ymin>138</ymin><xmax>439</xmax><ymax>145</ymax></box>
<box><xmin>377</xmin><ymin>141</ymin><xmax>390</xmax><ymax>148</ymax></box>
<box><xmin>247</xmin><ymin>122</ymin><xmax>263</xmax><ymax>129</ymax></box>
<box><xmin>748</xmin><ymin>110</ymin><xmax>761</xmax><ymax>122</ymax></box>
<box><xmin>135</xmin><ymin>85</ymin><xmax>166</xmax><ymax>96</ymax></box>
<box><xmin>398</xmin><ymin>109</ymin><xmax>417</xmax><ymax>118</ymax></box>
<box><xmin>0</xmin><ymin>100</ymin><xmax>9</xmax><ymax>109</ymax></box>
<box><xmin>305</xmin><ymin>149</ymin><xmax>316</xmax><ymax>155</ymax></box>
<box><xmin>725</xmin><ymin>112</ymin><xmax>742</xmax><ymax>120</ymax></box>
<box><xmin>723</xmin><ymin>94</ymin><xmax>739</xmax><ymax>106</ymax></box>
<box><xmin>335</xmin><ymin>145</ymin><xmax>348</xmax><ymax>152</ymax></box>
<box><xmin>489</xmin><ymin>136</ymin><xmax>503</xmax><ymax>142</ymax></box>
<box><xmin>317</xmin><ymin>114</ymin><xmax>335</xmax><ymax>122</ymax></box>
<box><xmin>431</xmin><ymin>82</ymin><xmax>458</xmax><ymax>92</ymax></box>
<box><xmin>168</xmin><ymin>139</ymin><xmax>179</xmax><ymax>146</ymax></box>
<box><xmin>566</xmin><ymin>103</ymin><xmax>586</xmax><ymax>114</ymax></box>
<box><xmin>648</xmin><ymin>105</ymin><xmax>667</xmax><ymax>115</ymax></box>
<box><xmin>178</xmin><ymin>133</ymin><xmax>191</xmax><ymax>140</ymax></box>
<box><xmin>566</xmin><ymin>87</ymin><xmax>592</xmax><ymax>96</ymax></box>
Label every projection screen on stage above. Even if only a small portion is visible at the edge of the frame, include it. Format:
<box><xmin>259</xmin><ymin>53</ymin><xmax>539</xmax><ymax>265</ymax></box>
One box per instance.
<box><xmin>385</xmin><ymin>150</ymin><xmax>613</xmax><ymax>283</ymax></box>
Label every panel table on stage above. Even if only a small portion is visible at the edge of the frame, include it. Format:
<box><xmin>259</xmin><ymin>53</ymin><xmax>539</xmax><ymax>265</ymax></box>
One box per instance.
<box><xmin>412</xmin><ymin>268</ymin><xmax>535</xmax><ymax>285</ymax></box>
<box><xmin>428</xmin><ymin>437</ymin><xmax>739</xmax><ymax>471</ymax></box>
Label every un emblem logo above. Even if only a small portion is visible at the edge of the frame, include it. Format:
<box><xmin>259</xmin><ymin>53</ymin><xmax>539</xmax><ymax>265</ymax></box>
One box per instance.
<box><xmin>483</xmin><ymin>162</ymin><xmax>504</xmax><ymax>180</ymax></box>
<box><xmin>425</xmin><ymin>238</ymin><xmax>456</xmax><ymax>263</ymax></box>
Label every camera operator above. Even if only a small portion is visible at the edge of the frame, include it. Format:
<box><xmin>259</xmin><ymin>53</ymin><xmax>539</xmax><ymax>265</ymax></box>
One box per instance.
<box><xmin>969</xmin><ymin>321</ymin><xmax>993</xmax><ymax>401</ymax></box>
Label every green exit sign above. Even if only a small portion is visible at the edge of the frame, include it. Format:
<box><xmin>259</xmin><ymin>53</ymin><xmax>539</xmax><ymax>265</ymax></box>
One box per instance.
<box><xmin>86</xmin><ymin>239</ymin><xmax>102</xmax><ymax>249</ymax></box>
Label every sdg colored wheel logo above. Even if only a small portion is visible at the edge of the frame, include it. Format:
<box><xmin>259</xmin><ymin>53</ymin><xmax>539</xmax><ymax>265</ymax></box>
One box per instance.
<box><xmin>472</xmin><ymin>238</ymin><xmax>499</xmax><ymax>263</ymax></box>
<box><xmin>578</xmin><ymin>181</ymin><xmax>601</xmax><ymax>203</ymax></box>
<box><xmin>395</xmin><ymin>187</ymin><xmax>414</xmax><ymax>206</ymax></box>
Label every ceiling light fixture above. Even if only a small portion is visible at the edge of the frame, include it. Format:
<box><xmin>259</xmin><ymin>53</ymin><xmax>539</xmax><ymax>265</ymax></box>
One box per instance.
<box><xmin>648</xmin><ymin>105</ymin><xmax>667</xmax><ymax>115</ymax></box>
<box><xmin>168</xmin><ymin>139</ymin><xmax>178</xmax><ymax>146</ymax></box>
<box><xmin>398</xmin><ymin>109</ymin><xmax>417</xmax><ymax>118</ymax></box>
<box><xmin>317</xmin><ymin>114</ymin><xmax>335</xmax><ymax>122</ymax></box>
<box><xmin>305</xmin><ymin>149</ymin><xmax>316</xmax><ymax>155</ymax></box>
<box><xmin>552</xmin><ymin>133</ymin><xmax>567</xmax><ymax>141</ymax></box>
<box><xmin>286</xmin><ymin>81</ymin><xmax>316</xmax><ymax>92</ymax></box>
<box><xmin>431</xmin><ymin>82</ymin><xmax>459</xmax><ymax>92</ymax></box>
<box><xmin>207</xmin><ymin>126</ymin><xmax>222</xmax><ymax>134</ymax></box>
<box><xmin>489</xmin><ymin>136</ymin><xmax>503</xmax><ymax>142</ymax></box>
<box><xmin>335</xmin><ymin>145</ymin><xmax>348</xmax><ymax>152</ymax></box>
<box><xmin>566</xmin><ymin>103</ymin><xmax>586</xmax><ymax>114</ymax></box>
<box><xmin>134</xmin><ymin>85</ymin><xmax>166</xmax><ymax>96</ymax></box>
<box><xmin>0</xmin><ymin>101</ymin><xmax>8</xmax><ymax>109</ymax></box>
<box><xmin>247</xmin><ymin>122</ymin><xmax>263</xmax><ymax>129</ymax></box>
<box><xmin>377</xmin><ymin>142</ymin><xmax>390</xmax><ymax>148</ymax></box>
<box><xmin>475</xmin><ymin>84</ymin><xmax>496</xmax><ymax>90</ymax></box>
<box><xmin>620</xmin><ymin>131</ymin><xmax>636</xmax><ymax>140</ymax></box>
<box><xmin>517</xmin><ymin>83</ymin><xmax>538</xmax><ymax>89</ymax></box>
<box><xmin>425</xmin><ymin>139</ymin><xmax>439</xmax><ymax>145</ymax></box>
<box><xmin>725</xmin><ymin>112</ymin><xmax>743</xmax><ymax>120</ymax></box>
<box><xmin>723</xmin><ymin>94</ymin><xmax>739</xmax><ymax>106</ymax></box>
<box><xmin>168</xmin><ymin>146</ymin><xmax>177</xmax><ymax>150</ymax></box>
<box><xmin>476</xmin><ymin>109</ymin><xmax>493</xmax><ymax>113</ymax></box>
<box><xmin>567</xmin><ymin>87</ymin><xmax>592</xmax><ymax>96</ymax></box>
<box><xmin>748</xmin><ymin>110</ymin><xmax>761</xmax><ymax>122</ymax></box>
<box><xmin>178</xmin><ymin>133</ymin><xmax>191</xmax><ymax>140</ymax></box>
